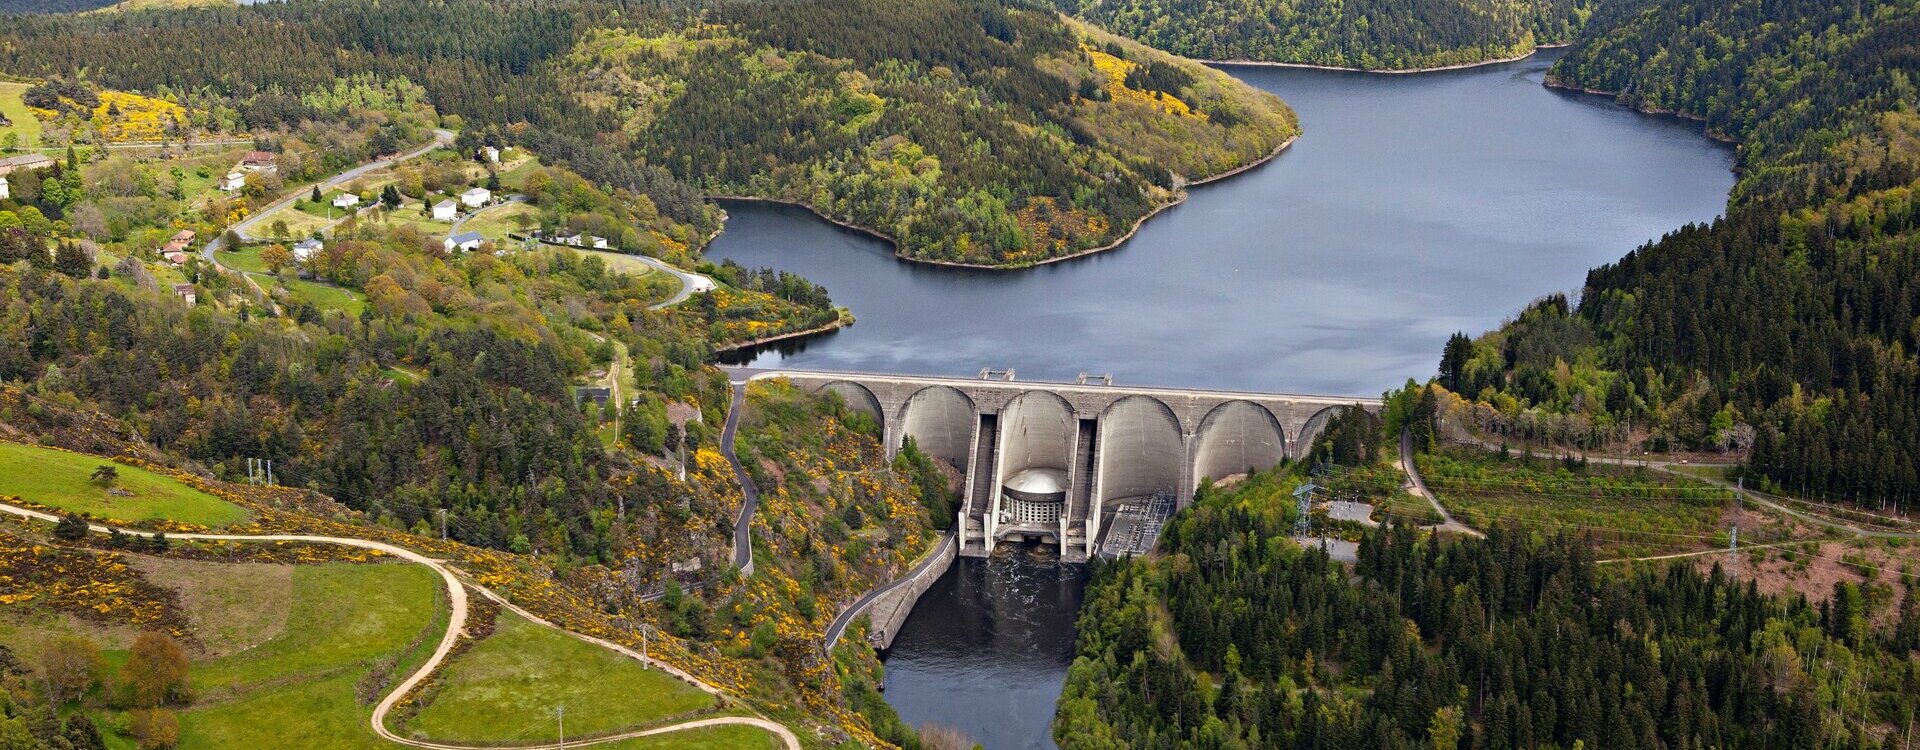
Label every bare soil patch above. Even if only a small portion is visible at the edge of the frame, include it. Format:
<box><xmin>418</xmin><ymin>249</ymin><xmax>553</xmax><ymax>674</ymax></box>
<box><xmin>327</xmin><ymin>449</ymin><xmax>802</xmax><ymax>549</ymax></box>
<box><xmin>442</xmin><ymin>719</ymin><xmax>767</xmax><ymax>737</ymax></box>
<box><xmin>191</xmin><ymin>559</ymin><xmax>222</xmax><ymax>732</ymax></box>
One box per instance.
<box><xmin>134</xmin><ymin>557</ymin><xmax>293</xmax><ymax>657</ymax></box>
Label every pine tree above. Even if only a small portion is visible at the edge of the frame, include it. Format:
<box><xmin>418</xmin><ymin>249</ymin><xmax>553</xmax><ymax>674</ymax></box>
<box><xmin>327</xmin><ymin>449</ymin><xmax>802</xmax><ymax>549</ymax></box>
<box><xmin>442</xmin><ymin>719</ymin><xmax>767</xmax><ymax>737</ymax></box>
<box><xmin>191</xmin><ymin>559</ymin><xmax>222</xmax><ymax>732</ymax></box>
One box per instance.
<box><xmin>54</xmin><ymin>242</ymin><xmax>90</xmax><ymax>278</ymax></box>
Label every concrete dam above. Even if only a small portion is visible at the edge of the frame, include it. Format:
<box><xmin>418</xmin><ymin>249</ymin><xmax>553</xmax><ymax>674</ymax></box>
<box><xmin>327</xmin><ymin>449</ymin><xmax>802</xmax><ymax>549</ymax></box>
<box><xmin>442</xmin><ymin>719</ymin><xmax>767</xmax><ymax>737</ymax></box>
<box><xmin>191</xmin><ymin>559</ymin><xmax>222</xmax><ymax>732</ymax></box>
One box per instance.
<box><xmin>750</xmin><ymin>369</ymin><xmax>1381</xmax><ymax>562</ymax></box>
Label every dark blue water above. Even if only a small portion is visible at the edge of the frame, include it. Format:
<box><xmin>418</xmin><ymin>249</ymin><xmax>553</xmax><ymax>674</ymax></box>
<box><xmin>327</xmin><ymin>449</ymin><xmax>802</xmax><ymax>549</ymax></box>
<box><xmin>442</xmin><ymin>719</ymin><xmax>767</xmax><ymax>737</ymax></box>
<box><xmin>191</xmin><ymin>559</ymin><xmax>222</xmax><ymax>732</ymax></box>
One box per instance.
<box><xmin>711</xmin><ymin>49</ymin><xmax>1736</xmax><ymax>748</ymax></box>
<box><xmin>710</xmin><ymin>49</ymin><xmax>1733</xmax><ymax>398</ymax></box>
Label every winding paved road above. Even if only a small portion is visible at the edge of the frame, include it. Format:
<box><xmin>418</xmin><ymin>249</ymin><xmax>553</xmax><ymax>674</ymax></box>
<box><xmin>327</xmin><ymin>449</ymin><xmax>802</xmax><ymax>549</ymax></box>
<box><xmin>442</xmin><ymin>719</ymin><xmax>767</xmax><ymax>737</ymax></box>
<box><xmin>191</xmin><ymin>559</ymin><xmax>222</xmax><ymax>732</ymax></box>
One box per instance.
<box><xmin>0</xmin><ymin>500</ymin><xmax>799</xmax><ymax>750</ymax></box>
<box><xmin>631</xmin><ymin>254</ymin><xmax>715</xmax><ymax>309</ymax></box>
<box><xmin>199</xmin><ymin>130</ymin><xmax>455</xmax><ymax>312</ymax></box>
<box><xmin>720</xmin><ymin>380</ymin><xmax>757</xmax><ymax>575</ymax></box>
<box><xmin>203</xmin><ymin>129</ymin><xmax>454</xmax><ymax>259</ymax></box>
<box><xmin>821</xmin><ymin>529</ymin><xmax>954</xmax><ymax>650</ymax></box>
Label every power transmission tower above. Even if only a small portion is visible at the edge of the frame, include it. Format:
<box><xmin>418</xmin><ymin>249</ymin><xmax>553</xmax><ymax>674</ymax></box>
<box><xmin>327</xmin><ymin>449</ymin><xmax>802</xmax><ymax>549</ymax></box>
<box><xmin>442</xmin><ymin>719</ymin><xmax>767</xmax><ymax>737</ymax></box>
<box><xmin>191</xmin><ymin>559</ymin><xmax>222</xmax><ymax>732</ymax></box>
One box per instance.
<box><xmin>1292</xmin><ymin>483</ymin><xmax>1316</xmax><ymax>538</ymax></box>
<box><xmin>556</xmin><ymin>704</ymin><xmax>565</xmax><ymax>745</ymax></box>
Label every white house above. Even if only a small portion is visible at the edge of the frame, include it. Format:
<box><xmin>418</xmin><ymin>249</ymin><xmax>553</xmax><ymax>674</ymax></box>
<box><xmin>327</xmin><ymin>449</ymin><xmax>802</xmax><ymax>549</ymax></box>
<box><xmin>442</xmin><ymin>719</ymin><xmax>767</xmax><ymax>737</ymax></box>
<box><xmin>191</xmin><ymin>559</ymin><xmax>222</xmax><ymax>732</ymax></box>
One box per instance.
<box><xmin>172</xmin><ymin>284</ymin><xmax>197</xmax><ymax>306</ymax></box>
<box><xmin>444</xmin><ymin>231</ymin><xmax>485</xmax><ymax>253</ymax></box>
<box><xmin>292</xmin><ymin>238</ymin><xmax>324</xmax><ymax>262</ymax></box>
<box><xmin>460</xmin><ymin>187</ymin><xmax>491</xmax><ymax>209</ymax></box>
<box><xmin>553</xmin><ymin>232</ymin><xmax>584</xmax><ymax>247</ymax></box>
<box><xmin>221</xmin><ymin>172</ymin><xmax>247</xmax><ymax>192</ymax></box>
<box><xmin>432</xmin><ymin>199</ymin><xmax>458</xmax><ymax>221</ymax></box>
<box><xmin>331</xmin><ymin>193</ymin><xmax>361</xmax><ymax>209</ymax></box>
<box><xmin>590</xmin><ymin>236</ymin><xmax>610</xmax><ymax>249</ymax></box>
<box><xmin>0</xmin><ymin>176</ymin><xmax>8</xmax><ymax>201</ymax></box>
<box><xmin>479</xmin><ymin>146</ymin><xmax>500</xmax><ymax>163</ymax></box>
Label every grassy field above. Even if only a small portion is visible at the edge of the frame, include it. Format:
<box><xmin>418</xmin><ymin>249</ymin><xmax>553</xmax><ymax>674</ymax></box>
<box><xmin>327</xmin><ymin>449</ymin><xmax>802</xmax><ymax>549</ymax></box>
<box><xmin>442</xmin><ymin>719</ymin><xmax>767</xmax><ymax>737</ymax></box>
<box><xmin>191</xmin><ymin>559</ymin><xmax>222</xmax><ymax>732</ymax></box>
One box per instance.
<box><xmin>360</xmin><ymin>200</ymin><xmax>455</xmax><ymax>237</ymax></box>
<box><xmin>252</xmin><ymin>200</ymin><xmax>334</xmax><ymax>241</ymax></box>
<box><xmin>1415</xmin><ymin>445</ymin><xmax>1758</xmax><ymax>557</ymax></box>
<box><xmin>220</xmin><ymin>244</ymin><xmax>271</xmax><ymax>273</ymax></box>
<box><xmin>177</xmin><ymin>562</ymin><xmax>446</xmax><ymax>750</ymax></box>
<box><xmin>462</xmin><ymin>201</ymin><xmax>540</xmax><ymax>241</ymax></box>
<box><xmin>0</xmin><ymin>560</ymin><xmax>444</xmax><ymax>750</ymax></box>
<box><xmin>496</xmin><ymin>154</ymin><xmax>544</xmax><ymax>190</ymax></box>
<box><xmin>293</xmin><ymin>189</ymin><xmax>355</xmax><ymax>218</ymax></box>
<box><xmin>0</xmin><ymin>82</ymin><xmax>41</xmax><ymax>150</ymax></box>
<box><xmin>404</xmin><ymin>609</ymin><xmax>716</xmax><ymax>743</ymax></box>
<box><xmin>277</xmin><ymin>276</ymin><xmax>366</xmax><ymax>316</ymax></box>
<box><xmin>576</xmin><ymin>248</ymin><xmax>683</xmax><ymax>303</ymax></box>
<box><xmin>0</xmin><ymin>442</ymin><xmax>249</xmax><ymax>527</ymax></box>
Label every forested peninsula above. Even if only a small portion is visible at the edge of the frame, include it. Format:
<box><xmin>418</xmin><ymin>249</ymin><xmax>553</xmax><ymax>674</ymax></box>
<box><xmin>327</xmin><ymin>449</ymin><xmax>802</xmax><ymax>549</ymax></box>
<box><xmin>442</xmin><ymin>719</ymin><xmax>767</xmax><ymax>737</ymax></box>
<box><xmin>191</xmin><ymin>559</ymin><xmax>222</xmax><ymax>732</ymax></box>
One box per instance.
<box><xmin>567</xmin><ymin>1</ymin><xmax>1297</xmax><ymax>267</ymax></box>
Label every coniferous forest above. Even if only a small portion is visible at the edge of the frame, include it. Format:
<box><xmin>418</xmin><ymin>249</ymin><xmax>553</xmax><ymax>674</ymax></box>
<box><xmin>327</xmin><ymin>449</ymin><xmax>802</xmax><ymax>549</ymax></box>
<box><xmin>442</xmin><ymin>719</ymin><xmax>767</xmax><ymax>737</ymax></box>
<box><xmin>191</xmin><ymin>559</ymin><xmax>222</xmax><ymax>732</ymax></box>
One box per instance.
<box><xmin>1057</xmin><ymin>471</ymin><xmax>1920</xmax><ymax>749</ymax></box>
<box><xmin>1441</xmin><ymin>0</ymin><xmax>1920</xmax><ymax>509</ymax></box>
<box><xmin>1053</xmin><ymin>0</ymin><xmax>1597</xmax><ymax>70</ymax></box>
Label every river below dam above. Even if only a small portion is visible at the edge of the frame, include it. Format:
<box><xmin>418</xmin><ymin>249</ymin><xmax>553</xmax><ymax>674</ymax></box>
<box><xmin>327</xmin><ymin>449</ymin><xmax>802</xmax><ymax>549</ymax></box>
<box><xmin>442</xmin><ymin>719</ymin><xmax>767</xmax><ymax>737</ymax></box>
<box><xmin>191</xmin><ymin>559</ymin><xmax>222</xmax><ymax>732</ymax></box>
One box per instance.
<box><xmin>708</xmin><ymin>48</ymin><xmax>1735</xmax><ymax>748</ymax></box>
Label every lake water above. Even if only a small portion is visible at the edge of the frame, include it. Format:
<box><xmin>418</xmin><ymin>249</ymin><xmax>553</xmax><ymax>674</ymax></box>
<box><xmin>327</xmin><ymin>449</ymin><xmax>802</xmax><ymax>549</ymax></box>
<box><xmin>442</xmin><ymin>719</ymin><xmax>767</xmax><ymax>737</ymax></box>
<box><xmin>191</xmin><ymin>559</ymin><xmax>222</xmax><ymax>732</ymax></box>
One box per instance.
<box><xmin>710</xmin><ymin>48</ymin><xmax>1733</xmax><ymax>397</ymax></box>
<box><xmin>710</xmin><ymin>49</ymin><xmax>1735</xmax><ymax>748</ymax></box>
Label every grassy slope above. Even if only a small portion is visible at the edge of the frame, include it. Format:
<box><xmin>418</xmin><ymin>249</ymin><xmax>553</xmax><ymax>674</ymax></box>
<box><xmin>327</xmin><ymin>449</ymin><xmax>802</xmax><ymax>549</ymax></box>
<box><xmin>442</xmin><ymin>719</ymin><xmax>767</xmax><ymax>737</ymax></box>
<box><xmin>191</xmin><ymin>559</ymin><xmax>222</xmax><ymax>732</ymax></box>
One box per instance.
<box><xmin>0</xmin><ymin>82</ymin><xmax>40</xmax><ymax>149</ymax></box>
<box><xmin>461</xmin><ymin>201</ymin><xmax>539</xmax><ymax>241</ymax></box>
<box><xmin>0</xmin><ymin>442</ymin><xmax>248</xmax><ymax>527</ymax></box>
<box><xmin>405</xmin><ymin>609</ymin><xmax>716</xmax><ymax>743</ymax></box>
<box><xmin>178</xmin><ymin>562</ymin><xmax>444</xmax><ymax>749</ymax></box>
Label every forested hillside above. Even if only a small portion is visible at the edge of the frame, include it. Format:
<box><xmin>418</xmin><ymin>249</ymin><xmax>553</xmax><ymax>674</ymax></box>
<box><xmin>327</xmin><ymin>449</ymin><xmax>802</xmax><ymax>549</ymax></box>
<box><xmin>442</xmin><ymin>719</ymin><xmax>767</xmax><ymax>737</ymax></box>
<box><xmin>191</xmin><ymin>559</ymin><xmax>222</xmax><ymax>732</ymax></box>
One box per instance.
<box><xmin>0</xmin><ymin>0</ymin><xmax>709</xmax><ymax>225</ymax></box>
<box><xmin>1056</xmin><ymin>470</ymin><xmax>1920</xmax><ymax>748</ymax></box>
<box><xmin>0</xmin><ymin>0</ymin><xmax>120</xmax><ymax>13</ymax></box>
<box><xmin>1054</xmin><ymin>0</ymin><xmax>1595</xmax><ymax>70</ymax></box>
<box><xmin>568</xmin><ymin>0</ymin><xmax>1297</xmax><ymax>265</ymax></box>
<box><xmin>0</xmin><ymin>0</ymin><xmax>1296</xmax><ymax>267</ymax></box>
<box><xmin>1440</xmin><ymin>0</ymin><xmax>1920</xmax><ymax>509</ymax></box>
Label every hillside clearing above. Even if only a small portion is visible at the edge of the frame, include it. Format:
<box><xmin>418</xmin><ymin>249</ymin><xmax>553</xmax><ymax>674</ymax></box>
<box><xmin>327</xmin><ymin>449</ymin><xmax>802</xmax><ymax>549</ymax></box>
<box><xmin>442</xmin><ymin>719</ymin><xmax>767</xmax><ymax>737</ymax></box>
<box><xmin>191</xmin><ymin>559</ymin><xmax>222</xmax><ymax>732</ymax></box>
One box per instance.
<box><xmin>0</xmin><ymin>442</ymin><xmax>249</xmax><ymax>527</ymax></box>
<box><xmin>403</xmin><ymin>608</ymin><xmax>717</xmax><ymax>743</ymax></box>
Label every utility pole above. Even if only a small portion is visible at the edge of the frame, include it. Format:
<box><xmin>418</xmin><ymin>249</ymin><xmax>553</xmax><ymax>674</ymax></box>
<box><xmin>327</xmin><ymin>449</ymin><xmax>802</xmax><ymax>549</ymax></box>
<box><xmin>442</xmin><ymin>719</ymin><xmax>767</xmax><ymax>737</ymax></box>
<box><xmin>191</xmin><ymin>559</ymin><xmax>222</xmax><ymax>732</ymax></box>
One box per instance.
<box><xmin>1730</xmin><ymin>477</ymin><xmax>1742</xmax><ymax>579</ymax></box>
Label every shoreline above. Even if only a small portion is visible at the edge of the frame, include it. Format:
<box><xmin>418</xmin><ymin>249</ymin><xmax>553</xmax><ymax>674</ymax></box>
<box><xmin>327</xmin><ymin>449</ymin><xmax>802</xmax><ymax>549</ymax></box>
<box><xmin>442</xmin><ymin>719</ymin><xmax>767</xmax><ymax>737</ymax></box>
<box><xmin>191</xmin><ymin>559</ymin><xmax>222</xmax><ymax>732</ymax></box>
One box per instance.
<box><xmin>1200</xmin><ymin>43</ymin><xmax>1570</xmax><ymax>75</ymax></box>
<box><xmin>710</xmin><ymin>310</ymin><xmax>855</xmax><ymax>354</ymax></box>
<box><xmin>1540</xmin><ymin>78</ymin><xmax>1739</xmax><ymax>143</ymax></box>
<box><xmin>708</xmin><ymin>133</ymin><xmax>1298</xmax><ymax>271</ymax></box>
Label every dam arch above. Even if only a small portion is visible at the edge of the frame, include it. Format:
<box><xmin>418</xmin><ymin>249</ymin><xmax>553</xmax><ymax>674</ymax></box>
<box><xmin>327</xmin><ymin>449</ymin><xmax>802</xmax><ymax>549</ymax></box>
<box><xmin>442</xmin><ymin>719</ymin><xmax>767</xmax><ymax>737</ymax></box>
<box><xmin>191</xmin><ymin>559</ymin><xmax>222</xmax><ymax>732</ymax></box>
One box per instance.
<box><xmin>1296</xmin><ymin>403</ymin><xmax>1352</xmax><ymax>460</ymax></box>
<box><xmin>1095</xmin><ymin>395</ymin><xmax>1184</xmax><ymax>506</ymax></box>
<box><xmin>1191</xmin><ymin>400</ymin><xmax>1289</xmax><ymax>489</ymax></box>
<box><xmin>815</xmin><ymin>380</ymin><xmax>884</xmax><ymax>425</ymax></box>
<box><xmin>898</xmin><ymin>385</ymin><xmax>977</xmax><ymax>471</ymax></box>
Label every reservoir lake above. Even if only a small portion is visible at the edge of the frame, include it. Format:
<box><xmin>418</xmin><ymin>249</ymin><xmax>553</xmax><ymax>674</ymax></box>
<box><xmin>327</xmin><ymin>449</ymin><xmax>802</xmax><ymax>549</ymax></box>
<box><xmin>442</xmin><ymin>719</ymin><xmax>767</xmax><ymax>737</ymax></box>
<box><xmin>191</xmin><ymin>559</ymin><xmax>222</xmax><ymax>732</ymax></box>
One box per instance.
<box><xmin>708</xmin><ymin>48</ymin><xmax>1736</xmax><ymax>748</ymax></box>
